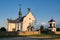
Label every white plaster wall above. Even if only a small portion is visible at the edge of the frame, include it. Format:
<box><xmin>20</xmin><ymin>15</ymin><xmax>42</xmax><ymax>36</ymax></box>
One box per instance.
<box><xmin>19</xmin><ymin>23</ymin><xmax>21</xmax><ymax>31</ymax></box>
<box><xmin>15</xmin><ymin>23</ymin><xmax>19</xmax><ymax>31</ymax></box>
<box><xmin>8</xmin><ymin>23</ymin><xmax>15</xmax><ymax>31</ymax></box>
<box><xmin>22</xmin><ymin>12</ymin><xmax>35</xmax><ymax>31</ymax></box>
<box><xmin>52</xmin><ymin>28</ymin><xmax>56</xmax><ymax>32</ymax></box>
<box><xmin>49</xmin><ymin>22</ymin><xmax>56</xmax><ymax>27</ymax></box>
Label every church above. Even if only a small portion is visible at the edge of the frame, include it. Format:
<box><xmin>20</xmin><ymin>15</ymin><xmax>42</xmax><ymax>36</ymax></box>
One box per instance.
<box><xmin>7</xmin><ymin>6</ymin><xmax>35</xmax><ymax>31</ymax></box>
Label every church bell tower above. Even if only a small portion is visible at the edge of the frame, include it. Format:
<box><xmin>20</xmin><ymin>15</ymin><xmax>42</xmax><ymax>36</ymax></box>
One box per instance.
<box><xmin>48</xmin><ymin>18</ymin><xmax>56</xmax><ymax>32</ymax></box>
<box><xmin>19</xmin><ymin>4</ymin><xmax>22</xmax><ymax>18</ymax></box>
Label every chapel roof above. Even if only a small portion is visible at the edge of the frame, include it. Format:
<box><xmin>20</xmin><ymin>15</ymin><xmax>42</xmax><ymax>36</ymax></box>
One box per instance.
<box><xmin>48</xmin><ymin>19</ymin><xmax>56</xmax><ymax>22</ymax></box>
<box><xmin>7</xmin><ymin>16</ymin><xmax>26</xmax><ymax>23</ymax></box>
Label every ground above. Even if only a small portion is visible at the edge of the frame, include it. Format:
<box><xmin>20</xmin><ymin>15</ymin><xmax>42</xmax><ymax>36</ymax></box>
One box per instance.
<box><xmin>0</xmin><ymin>37</ymin><xmax>60</xmax><ymax>40</ymax></box>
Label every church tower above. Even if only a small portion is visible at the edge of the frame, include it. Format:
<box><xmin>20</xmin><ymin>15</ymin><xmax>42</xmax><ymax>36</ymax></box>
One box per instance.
<box><xmin>48</xmin><ymin>18</ymin><xmax>56</xmax><ymax>32</ymax></box>
<box><xmin>17</xmin><ymin>4</ymin><xmax>22</xmax><ymax>31</ymax></box>
<box><xmin>19</xmin><ymin>4</ymin><xmax>22</xmax><ymax>18</ymax></box>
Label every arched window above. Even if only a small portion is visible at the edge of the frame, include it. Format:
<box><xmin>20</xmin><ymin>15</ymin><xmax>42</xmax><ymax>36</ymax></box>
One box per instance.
<box><xmin>53</xmin><ymin>23</ymin><xmax>55</xmax><ymax>27</ymax></box>
<box><xmin>29</xmin><ymin>18</ymin><xmax>31</xmax><ymax>20</ymax></box>
<box><xmin>50</xmin><ymin>23</ymin><xmax>52</xmax><ymax>27</ymax></box>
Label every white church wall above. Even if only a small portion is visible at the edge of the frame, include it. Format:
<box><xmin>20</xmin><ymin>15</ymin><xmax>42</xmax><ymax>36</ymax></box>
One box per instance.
<box><xmin>49</xmin><ymin>22</ymin><xmax>56</xmax><ymax>27</ymax></box>
<box><xmin>15</xmin><ymin>23</ymin><xmax>19</xmax><ymax>31</ymax></box>
<box><xmin>8</xmin><ymin>23</ymin><xmax>16</xmax><ymax>31</ymax></box>
<box><xmin>22</xmin><ymin>12</ymin><xmax>35</xmax><ymax>31</ymax></box>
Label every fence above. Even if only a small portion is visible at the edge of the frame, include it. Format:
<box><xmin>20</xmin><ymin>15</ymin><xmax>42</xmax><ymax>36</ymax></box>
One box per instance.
<box><xmin>18</xmin><ymin>31</ymin><xmax>40</xmax><ymax>35</ymax></box>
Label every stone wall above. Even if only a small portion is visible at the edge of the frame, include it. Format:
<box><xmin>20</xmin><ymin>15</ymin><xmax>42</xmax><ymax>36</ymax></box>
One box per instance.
<box><xmin>18</xmin><ymin>31</ymin><xmax>40</xmax><ymax>35</ymax></box>
<box><xmin>55</xmin><ymin>31</ymin><xmax>60</xmax><ymax>34</ymax></box>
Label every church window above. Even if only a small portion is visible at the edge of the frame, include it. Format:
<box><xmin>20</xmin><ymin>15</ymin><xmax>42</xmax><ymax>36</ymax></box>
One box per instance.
<box><xmin>50</xmin><ymin>23</ymin><xmax>52</xmax><ymax>27</ymax></box>
<box><xmin>29</xmin><ymin>18</ymin><xmax>31</xmax><ymax>20</ymax></box>
<box><xmin>12</xmin><ymin>28</ymin><xmax>16</xmax><ymax>31</ymax></box>
<box><xmin>53</xmin><ymin>23</ymin><xmax>55</xmax><ymax>27</ymax></box>
<box><xmin>29</xmin><ymin>23</ymin><xmax>31</xmax><ymax>25</ymax></box>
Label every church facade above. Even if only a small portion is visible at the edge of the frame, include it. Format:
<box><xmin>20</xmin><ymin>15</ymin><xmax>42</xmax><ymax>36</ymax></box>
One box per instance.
<box><xmin>7</xmin><ymin>7</ymin><xmax>35</xmax><ymax>31</ymax></box>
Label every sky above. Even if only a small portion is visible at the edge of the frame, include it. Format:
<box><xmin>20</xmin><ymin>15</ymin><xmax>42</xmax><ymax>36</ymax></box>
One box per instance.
<box><xmin>0</xmin><ymin>0</ymin><xmax>60</xmax><ymax>28</ymax></box>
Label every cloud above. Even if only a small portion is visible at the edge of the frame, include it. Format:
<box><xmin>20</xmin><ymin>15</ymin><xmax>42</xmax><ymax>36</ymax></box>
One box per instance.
<box><xmin>35</xmin><ymin>21</ymin><xmax>48</xmax><ymax>26</ymax></box>
<box><xmin>41</xmin><ymin>22</ymin><xmax>47</xmax><ymax>25</ymax></box>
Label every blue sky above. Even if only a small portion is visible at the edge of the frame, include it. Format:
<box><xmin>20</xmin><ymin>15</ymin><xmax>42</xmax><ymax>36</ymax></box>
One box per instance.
<box><xmin>0</xmin><ymin>0</ymin><xmax>60</xmax><ymax>28</ymax></box>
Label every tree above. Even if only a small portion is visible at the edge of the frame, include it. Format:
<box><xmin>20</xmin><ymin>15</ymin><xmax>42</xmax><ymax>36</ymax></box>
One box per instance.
<box><xmin>56</xmin><ymin>28</ymin><xmax>60</xmax><ymax>31</ymax></box>
<box><xmin>0</xmin><ymin>27</ymin><xmax>6</xmax><ymax>32</ymax></box>
<box><xmin>40</xmin><ymin>25</ymin><xmax>44</xmax><ymax>33</ymax></box>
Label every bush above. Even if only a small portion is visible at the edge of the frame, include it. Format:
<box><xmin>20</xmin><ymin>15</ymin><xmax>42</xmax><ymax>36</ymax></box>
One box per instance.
<box><xmin>0</xmin><ymin>27</ymin><xmax>6</xmax><ymax>32</ymax></box>
<box><xmin>56</xmin><ymin>28</ymin><xmax>60</xmax><ymax>31</ymax></box>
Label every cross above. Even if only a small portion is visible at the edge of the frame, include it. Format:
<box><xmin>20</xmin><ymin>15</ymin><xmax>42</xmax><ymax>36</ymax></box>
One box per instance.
<box><xmin>28</xmin><ymin>8</ymin><xmax>30</xmax><ymax>12</ymax></box>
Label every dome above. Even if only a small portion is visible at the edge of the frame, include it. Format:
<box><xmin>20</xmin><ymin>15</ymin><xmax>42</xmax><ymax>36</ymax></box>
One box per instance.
<box><xmin>48</xmin><ymin>19</ymin><xmax>56</xmax><ymax>22</ymax></box>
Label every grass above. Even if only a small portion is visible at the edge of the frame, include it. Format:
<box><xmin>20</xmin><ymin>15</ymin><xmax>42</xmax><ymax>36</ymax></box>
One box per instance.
<box><xmin>19</xmin><ymin>34</ymin><xmax>60</xmax><ymax>38</ymax></box>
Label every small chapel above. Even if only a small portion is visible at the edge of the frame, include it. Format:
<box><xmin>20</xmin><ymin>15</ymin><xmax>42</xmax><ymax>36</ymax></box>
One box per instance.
<box><xmin>7</xmin><ymin>6</ymin><xmax>35</xmax><ymax>31</ymax></box>
<box><xmin>48</xmin><ymin>18</ymin><xmax>56</xmax><ymax>32</ymax></box>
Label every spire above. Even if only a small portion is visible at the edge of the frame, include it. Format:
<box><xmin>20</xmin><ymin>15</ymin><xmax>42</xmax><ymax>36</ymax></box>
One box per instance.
<box><xmin>19</xmin><ymin>4</ymin><xmax>21</xmax><ymax>11</ymax></box>
<box><xmin>19</xmin><ymin>4</ymin><xmax>22</xmax><ymax>18</ymax></box>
